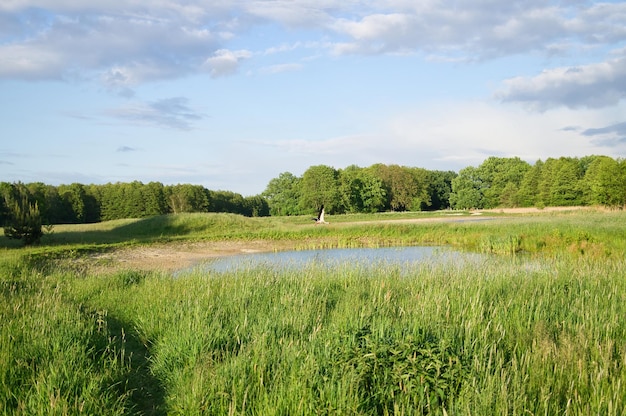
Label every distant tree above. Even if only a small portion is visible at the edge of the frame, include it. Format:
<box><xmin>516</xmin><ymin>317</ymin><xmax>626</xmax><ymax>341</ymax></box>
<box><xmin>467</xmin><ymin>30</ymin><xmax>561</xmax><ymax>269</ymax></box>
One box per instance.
<box><xmin>449</xmin><ymin>166</ymin><xmax>484</xmax><ymax>209</ymax></box>
<box><xmin>166</xmin><ymin>184</ymin><xmax>209</xmax><ymax>213</ymax></box>
<box><xmin>517</xmin><ymin>160</ymin><xmax>544</xmax><ymax>207</ymax></box>
<box><xmin>3</xmin><ymin>183</ymin><xmax>42</xmax><ymax>245</ymax></box>
<box><xmin>143</xmin><ymin>182</ymin><xmax>168</xmax><ymax>216</ymax></box>
<box><xmin>243</xmin><ymin>195</ymin><xmax>270</xmax><ymax>217</ymax></box>
<box><xmin>99</xmin><ymin>183</ymin><xmax>125</xmax><ymax>221</ymax></box>
<box><xmin>57</xmin><ymin>183</ymin><xmax>89</xmax><ymax>223</ymax></box>
<box><xmin>262</xmin><ymin>172</ymin><xmax>302</xmax><ymax>216</ymax></box>
<box><xmin>477</xmin><ymin>156</ymin><xmax>531</xmax><ymax>208</ymax></box>
<box><xmin>540</xmin><ymin>157</ymin><xmax>584</xmax><ymax>206</ymax></box>
<box><xmin>581</xmin><ymin>156</ymin><xmax>625</xmax><ymax>206</ymax></box>
<box><xmin>300</xmin><ymin>165</ymin><xmax>341</xmax><ymax>214</ymax></box>
<box><xmin>427</xmin><ymin>170</ymin><xmax>457</xmax><ymax>210</ymax></box>
<box><xmin>339</xmin><ymin>165</ymin><xmax>386</xmax><ymax>213</ymax></box>
<box><xmin>0</xmin><ymin>182</ymin><xmax>11</xmax><ymax>226</ymax></box>
<box><xmin>369</xmin><ymin>164</ymin><xmax>427</xmax><ymax>211</ymax></box>
<box><xmin>210</xmin><ymin>190</ymin><xmax>246</xmax><ymax>214</ymax></box>
<box><xmin>408</xmin><ymin>167</ymin><xmax>432</xmax><ymax>210</ymax></box>
<box><xmin>546</xmin><ymin>158</ymin><xmax>582</xmax><ymax>206</ymax></box>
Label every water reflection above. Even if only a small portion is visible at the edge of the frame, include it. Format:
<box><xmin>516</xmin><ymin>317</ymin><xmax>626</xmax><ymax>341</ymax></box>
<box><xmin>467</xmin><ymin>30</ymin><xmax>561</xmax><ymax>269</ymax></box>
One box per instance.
<box><xmin>200</xmin><ymin>246</ymin><xmax>485</xmax><ymax>274</ymax></box>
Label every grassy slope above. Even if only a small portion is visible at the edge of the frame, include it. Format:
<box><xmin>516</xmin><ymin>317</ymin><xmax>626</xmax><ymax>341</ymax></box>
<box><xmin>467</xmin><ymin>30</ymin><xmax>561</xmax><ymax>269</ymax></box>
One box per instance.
<box><xmin>2</xmin><ymin>210</ymin><xmax>626</xmax><ymax>414</ymax></box>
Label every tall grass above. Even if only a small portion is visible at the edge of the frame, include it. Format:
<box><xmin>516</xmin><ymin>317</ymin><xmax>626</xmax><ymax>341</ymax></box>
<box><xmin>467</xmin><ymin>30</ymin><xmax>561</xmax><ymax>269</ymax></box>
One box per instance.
<box><xmin>3</xmin><ymin>255</ymin><xmax>623</xmax><ymax>414</ymax></box>
<box><xmin>6</xmin><ymin>209</ymin><xmax>626</xmax><ymax>260</ymax></box>
<box><xmin>2</xmin><ymin>210</ymin><xmax>626</xmax><ymax>414</ymax></box>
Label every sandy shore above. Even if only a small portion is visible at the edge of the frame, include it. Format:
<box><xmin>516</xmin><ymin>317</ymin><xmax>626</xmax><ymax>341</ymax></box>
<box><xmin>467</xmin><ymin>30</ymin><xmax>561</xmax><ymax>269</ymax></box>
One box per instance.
<box><xmin>90</xmin><ymin>240</ymin><xmax>296</xmax><ymax>272</ymax></box>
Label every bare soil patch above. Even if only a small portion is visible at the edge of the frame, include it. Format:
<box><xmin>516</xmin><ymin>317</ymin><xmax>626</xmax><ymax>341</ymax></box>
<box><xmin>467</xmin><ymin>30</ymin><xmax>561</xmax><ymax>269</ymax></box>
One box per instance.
<box><xmin>91</xmin><ymin>240</ymin><xmax>295</xmax><ymax>272</ymax></box>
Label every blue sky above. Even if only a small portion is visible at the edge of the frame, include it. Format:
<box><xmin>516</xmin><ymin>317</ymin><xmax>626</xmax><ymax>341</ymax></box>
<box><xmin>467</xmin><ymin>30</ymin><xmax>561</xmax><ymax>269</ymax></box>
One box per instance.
<box><xmin>1</xmin><ymin>1</ymin><xmax>625</xmax><ymax>195</ymax></box>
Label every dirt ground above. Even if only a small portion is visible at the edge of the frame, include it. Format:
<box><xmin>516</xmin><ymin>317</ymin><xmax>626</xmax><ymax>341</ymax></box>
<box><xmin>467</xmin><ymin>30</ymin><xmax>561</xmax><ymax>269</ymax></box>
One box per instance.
<box><xmin>92</xmin><ymin>206</ymin><xmax>589</xmax><ymax>272</ymax></box>
<box><xmin>90</xmin><ymin>240</ymin><xmax>295</xmax><ymax>272</ymax></box>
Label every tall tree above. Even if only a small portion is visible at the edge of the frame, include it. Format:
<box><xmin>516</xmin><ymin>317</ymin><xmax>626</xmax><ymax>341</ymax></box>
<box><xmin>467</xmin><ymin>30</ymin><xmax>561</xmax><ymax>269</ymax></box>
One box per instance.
<box><xmin>339</xmin><ymin>165</ymin><xmax>386</xmax><ymax>213</ymax></box>
<box><xmin>449</xmin><ymin>166</ymin><xmax>484</xmax><ymax>209</ymax></box>
<box><xmin>544</xmin><ymin>157</ymin><xmax>584</xmax><ymax>206</ymax></box>
<box><xmin>427</xmin><ymin>170</ymin><xmax>457</xmax><ymax>210</ymax></box>
<box><xmin>300</xmin><ymin>165</ymin><xmax>341</xmax><ymax>214</ymax></box>
<box><xmin>166</xmin><ymin>184</ymin><xmax>210</xmax><ymax>213</ymax></box>
<box><xmin>581</xmin><ymin>156</ymin><xmax>625</xmax><ymax>206</ymax></box>
<box><xmin>2</xmin><ymin>183</ymin><xmax>42</xmax><ymax>245</ymax></box>
<box><xmin>57</xmin><ymin>183</ymin><xmax>88</xmax><ymax>223</ymax></box>
<box><xmin>143</xmin><ymin>182</ymin><xmax>168</xmax><ymax>216</ymax></box>
<box><xmin>262</xmin><ymin>172</ymin><xmax>302</xmax><ymax>216</ymax></box>
<box><xmin>478</xmin><ymin>156</ymin><xmax>531</xmax><ymax>208</ymax></box>
<box><xmin>243</xmin><ymin>195</ymin><xmax>270</xmax><ymax>217</ymax></box>
<box><xmin>370</xmin><ymin>164</ymin><xmax>426</xmax><ymax>211</ymax></box>
<box><xmin>517</xmin><ymin>160</ymin><xmax>544</xmax><ymax>207</ymax></box>
<box><xmin>210</xmin><ymin>190</ymin><xmax>246</xmax><ymax>214</ymax></box>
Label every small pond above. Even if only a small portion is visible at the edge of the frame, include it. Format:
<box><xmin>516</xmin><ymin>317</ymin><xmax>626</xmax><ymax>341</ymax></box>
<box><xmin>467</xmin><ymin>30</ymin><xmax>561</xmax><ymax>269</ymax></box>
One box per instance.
<box><xmin>197</xmin><ymin>246</ymin><xmax>487</xmax><ymax>274</ymax></box>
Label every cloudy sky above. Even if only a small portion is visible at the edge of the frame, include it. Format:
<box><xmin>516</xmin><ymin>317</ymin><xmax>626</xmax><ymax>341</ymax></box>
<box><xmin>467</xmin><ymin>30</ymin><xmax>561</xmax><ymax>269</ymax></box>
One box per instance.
<box><xmin>1</xmin><ymin>1</ymin><xmax>625</xmax><ymax>195</ymax></box>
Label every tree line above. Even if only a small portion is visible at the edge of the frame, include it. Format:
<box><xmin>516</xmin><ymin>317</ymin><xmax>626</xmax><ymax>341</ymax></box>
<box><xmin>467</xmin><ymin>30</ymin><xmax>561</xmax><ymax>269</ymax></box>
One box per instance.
<box><xmin>2</xmin><ymin>156</ymin><xmax>625</xmax><ymax>244</ymax></box>
<box><xmin>449</xmin><ymin>155</ymin><xmax>626</xmax><ymax>209</ymax></box>
<box><xmin>0</xmin><ymin>181</ymin><xmax>270</xmax><ymax>228</ymax></box>
<box><xmin>262</xmin><ymin>164</ymin><xmax>456</xmax><ymax>215</ymax></box>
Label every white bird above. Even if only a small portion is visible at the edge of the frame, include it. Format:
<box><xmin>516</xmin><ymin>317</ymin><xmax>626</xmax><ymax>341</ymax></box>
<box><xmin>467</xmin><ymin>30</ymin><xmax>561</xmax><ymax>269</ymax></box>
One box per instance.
<box><xmin>313</xmin><ymin>205</ymin><xmax>329</xmax><ymax>225</ymax></box>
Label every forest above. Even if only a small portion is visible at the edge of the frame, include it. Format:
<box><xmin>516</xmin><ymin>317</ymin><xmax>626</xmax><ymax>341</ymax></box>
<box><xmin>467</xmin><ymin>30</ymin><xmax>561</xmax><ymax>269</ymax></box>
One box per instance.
<box><xmin>1</xmin><ymin>155</ymin><xmax>625</xmax><ymax>228</ymax></box>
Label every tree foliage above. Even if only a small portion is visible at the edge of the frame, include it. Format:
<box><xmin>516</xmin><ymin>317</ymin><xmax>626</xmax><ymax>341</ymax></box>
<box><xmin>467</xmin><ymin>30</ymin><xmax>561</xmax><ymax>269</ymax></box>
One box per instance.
<box><xmin>262</xmin><ymin>172</ymin><xmax>302</xmax><ymax>216</ymax></box>
<box><xmin>2</xmin><ymin>183</ymin><xmax>43</xmax><ymax>245</ymax></box>
<box><xmin>340</xmin><ymin>165</ymin><xmax>386</xmax><ymax>213</ymax></box>
<box><xmin>2</xmin><ymin>155</ymin><xmax>623</xmax><ymax>228</ymax></box>
<box><xmin>300</xmin><ymin>165</ymin><xmax>341</xmax><ymax>214</ymax></box>
<box><xmin>450</xmin><ymin>155</ymin><xmax>625</xmax><ymax>209</ymax></box>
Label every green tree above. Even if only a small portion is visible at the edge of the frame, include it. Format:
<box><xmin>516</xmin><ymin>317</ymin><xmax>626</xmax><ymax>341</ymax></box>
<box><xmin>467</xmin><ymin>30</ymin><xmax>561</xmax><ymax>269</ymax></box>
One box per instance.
<box><xmin>517</xmin><ymin>160</ymin><xmax>544</xmax><ymax>207</ymax></box>
<box><xmin>582</xmin><ymin>156</ymin><xmax>625</xmax><ymax>206</ymax></box>
<box><xmin>3</xmin><ymin>183</ymin><xmax>42</xmax><ymax>245</ymax></box>
<box><xmin>339</xmin><ymin>165</ymin><xmax>386</xmax><ymax>213</ymax></box>
<box><xmin>166</xmin><ymin>184</ymin><xmax>210</xmax><ymax>213</ymax></box>
<box><xmin>210</xmin><ymin>190</ymin><xmax>246</xmax><ymax>214</ymax></box>
<box><xmin>57</xmin><ymin>183</ymin><xmax>88</xmax><ymax>223</ymax></box>
<box><xmin>408</xmin><ymin>167</ymin><xmax>432</xmax><ymax>210</ymax></box>
<box><xmin>299</xmin><ymin>165</ymin><xmax>341</xmax><ymax>214</ymax></box>
<box><xmin>262</xmin><ymin>172</ymin><xmax>302</xmax><ymax>216</ymax></box>
<box><xmin>427</xmin><ymin>170</ymin><xmax>457</xmax><ymax>210</ymax></box>
<box><xmin>477</xmin><ymin>156</ymin><xmax>530</xmax><ymax>208</ymax></box>
<box><xmin>539</xmin><ymin>157</ymin><xmax>584</xmax><ymax>206</ymax></box>
<box><xmin>243</xmin><ymin>195</ymin><xmax>270</xmax><ymax>217</ymax></box>
<box><xmin>449</xmin><ymin>166</ymin><xmax>484</xmax><ymax>209</ymax></box>
<box><xmin>370</xmin><ymin>164</ymin><xmax>427</xmax><ymax>211</ymax></box>
<box><xmin>143</xmin><ymin>182</ymin><xmax>168</xmax><ymax>216</ymax></box>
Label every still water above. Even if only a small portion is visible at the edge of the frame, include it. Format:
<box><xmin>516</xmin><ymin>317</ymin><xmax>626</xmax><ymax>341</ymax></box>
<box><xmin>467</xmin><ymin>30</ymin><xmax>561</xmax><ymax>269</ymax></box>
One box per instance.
<box><xmin>200</xmin><ymin>246</ymin><xmax>485</xmax><ymax>274</ymax></box>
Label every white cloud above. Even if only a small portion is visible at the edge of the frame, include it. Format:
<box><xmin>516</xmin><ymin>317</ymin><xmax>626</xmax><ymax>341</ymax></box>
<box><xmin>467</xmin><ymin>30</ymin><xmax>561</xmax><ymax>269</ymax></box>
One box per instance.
<box><xmin>246</xmin><ymin>100</ymin><xmax>622</xmax><ymax>171</ymax></box>
<box><xmin>496</xmin><ymin>51</ymin><xmax>626</xmax><ymax>110</ymax></box>
<box><xmin>327</xmin><ymin>1</ymin><xmax>626</xmax><ymax>59</ymax></box>
<box><xmin>0</xmin><ymin>43</ymin><xmax>66</xmax><ymax>79</ymax></box>
<box><xmin>203</xmin><ymin>49</ymin><xmax>252</xmax><ymax>78</ymax></box>
<box><xmin>383</xmin><ymin>100</ymin><xmax>626</xmax><ymax>166</ymax></box>
<box><xmin>2</xmin><ymin>0</ymin><xmax>626</xmax><ymax>87</ymax></box>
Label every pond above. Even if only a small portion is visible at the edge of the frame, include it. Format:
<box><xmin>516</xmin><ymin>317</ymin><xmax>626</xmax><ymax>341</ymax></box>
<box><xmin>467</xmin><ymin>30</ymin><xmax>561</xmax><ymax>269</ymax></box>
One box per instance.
<box><xmin>196</xmin><ymin>246</ymin><xmax>487</xmax><ymax>274</ymax></box>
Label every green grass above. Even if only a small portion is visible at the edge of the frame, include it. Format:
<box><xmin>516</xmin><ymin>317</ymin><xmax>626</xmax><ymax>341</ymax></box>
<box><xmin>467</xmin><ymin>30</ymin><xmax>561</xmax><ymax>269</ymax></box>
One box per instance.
<box><xmin>4</xmin><ymin>208</ymin><xmax>626</xmax><ymax>258</ymax></box>
<box><xmin>2</xmin><ymin>210</ymin><xmax>626</xmax><ymax>414</ymax></box>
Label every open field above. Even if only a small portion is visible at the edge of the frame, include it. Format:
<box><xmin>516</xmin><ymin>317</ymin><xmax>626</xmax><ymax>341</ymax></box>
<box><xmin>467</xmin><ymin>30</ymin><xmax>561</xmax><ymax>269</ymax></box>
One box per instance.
<box><xmin>2</xmin><ymin>208</ymin><xmax>626</xmax><ymax>414</ymax></box>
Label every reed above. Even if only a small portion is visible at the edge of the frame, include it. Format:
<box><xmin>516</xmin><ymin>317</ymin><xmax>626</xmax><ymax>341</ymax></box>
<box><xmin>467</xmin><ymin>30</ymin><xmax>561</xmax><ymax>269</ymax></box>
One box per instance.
<box><xmin>7</xmin><ymin>209</ymin><xmax>624</xmax><ymax>261</ymax></box>
<box><xmin>3</xmin><ymin>254</ymin><xmax>625</xmax><ymax>414</ymax></box>
<box><xmin>2</xmin><ymin>210</ymin><xmax>626</xmax><ymax>414</ymax></box>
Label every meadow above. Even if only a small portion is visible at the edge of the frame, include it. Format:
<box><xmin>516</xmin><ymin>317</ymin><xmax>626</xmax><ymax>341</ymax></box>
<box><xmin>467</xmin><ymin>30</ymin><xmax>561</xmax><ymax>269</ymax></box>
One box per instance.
<box><xmin>1</xmin><ymin>209</ymin><xmax>626</xmax><ymax>415</ymax></box>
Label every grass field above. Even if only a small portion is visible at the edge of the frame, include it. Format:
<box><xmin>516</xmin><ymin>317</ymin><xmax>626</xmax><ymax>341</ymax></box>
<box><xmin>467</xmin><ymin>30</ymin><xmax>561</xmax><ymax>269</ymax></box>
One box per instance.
<box><xmin>1</xmin><ymin>209</ymin><xmax>626</xmax><ymax>415</ymax></box>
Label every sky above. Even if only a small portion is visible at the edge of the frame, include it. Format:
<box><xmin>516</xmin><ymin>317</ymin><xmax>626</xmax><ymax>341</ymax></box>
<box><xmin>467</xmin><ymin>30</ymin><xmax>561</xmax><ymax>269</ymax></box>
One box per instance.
<box><xmin>1</xmin><ymin>1</ymin><xmax>625</xmax><ymax>196</ymax></box>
